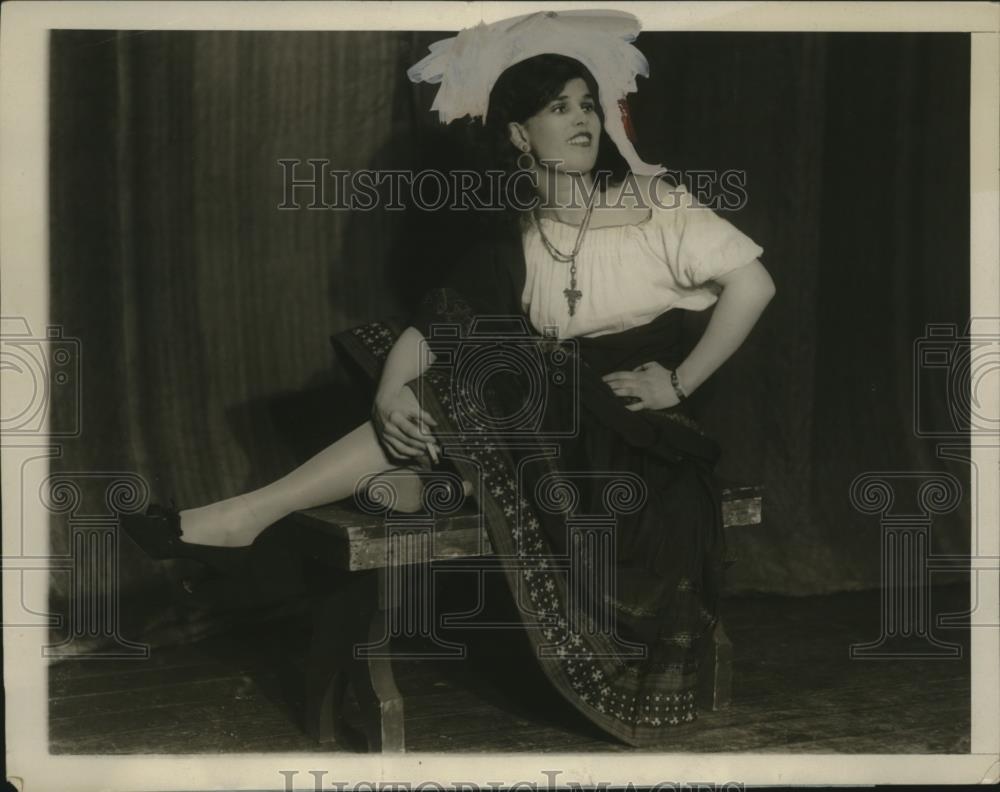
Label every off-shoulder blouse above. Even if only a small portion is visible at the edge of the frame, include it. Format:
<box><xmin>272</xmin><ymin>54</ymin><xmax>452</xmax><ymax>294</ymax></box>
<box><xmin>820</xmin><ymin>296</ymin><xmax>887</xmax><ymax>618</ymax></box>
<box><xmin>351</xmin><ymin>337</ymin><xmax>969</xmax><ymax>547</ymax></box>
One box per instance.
<box><xmin>521</xmin><ymin>184</ymin><xmax>764</xmax><ymax>339</ymax></box>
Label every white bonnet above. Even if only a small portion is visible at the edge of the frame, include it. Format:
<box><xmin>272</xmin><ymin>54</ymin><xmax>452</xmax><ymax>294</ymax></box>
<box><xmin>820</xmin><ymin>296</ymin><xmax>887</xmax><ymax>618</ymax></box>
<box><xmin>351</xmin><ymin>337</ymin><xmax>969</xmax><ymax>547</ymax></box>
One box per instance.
<box><xmin>407</xmin><ymin>9</ymin><xmax>663</xmax><ymax>176</ymax></box>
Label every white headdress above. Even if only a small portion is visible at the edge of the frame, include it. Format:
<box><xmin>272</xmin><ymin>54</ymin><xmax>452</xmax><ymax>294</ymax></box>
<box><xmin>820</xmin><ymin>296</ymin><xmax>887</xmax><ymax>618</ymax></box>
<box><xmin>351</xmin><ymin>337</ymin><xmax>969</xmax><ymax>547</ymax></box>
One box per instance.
<box><xmin>407</xmin><ymin>9</ymin><xmax>663</xmax><ymax>176</ymax></box>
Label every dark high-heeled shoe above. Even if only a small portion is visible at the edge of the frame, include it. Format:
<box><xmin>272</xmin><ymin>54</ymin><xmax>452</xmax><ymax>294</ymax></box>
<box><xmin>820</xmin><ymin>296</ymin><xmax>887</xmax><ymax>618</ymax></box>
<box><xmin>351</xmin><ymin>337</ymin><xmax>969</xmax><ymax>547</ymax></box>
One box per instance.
<box><xmin>120</xmin><ymin>502</ymin><xmax>252</xmax><ymax>577</ymax></box>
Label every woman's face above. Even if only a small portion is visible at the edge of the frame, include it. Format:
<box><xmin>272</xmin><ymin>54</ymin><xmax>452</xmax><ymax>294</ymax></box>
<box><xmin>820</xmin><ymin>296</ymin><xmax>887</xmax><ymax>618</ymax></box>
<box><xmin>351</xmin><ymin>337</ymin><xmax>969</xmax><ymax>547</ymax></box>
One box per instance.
<box><xmin>511</xmin><ymin>77</ymin><xmax>601</xmax><ymax>174</ymax></box>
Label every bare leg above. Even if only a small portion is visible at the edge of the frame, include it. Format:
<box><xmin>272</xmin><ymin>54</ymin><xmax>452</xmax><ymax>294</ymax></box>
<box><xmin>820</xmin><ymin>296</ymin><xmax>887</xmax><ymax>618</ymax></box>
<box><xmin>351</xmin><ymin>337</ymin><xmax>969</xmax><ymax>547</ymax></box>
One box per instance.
<box><xmin>180</xmin><ymin>421</ymin><xmax>415</xmax><ymax>547</ymax></box>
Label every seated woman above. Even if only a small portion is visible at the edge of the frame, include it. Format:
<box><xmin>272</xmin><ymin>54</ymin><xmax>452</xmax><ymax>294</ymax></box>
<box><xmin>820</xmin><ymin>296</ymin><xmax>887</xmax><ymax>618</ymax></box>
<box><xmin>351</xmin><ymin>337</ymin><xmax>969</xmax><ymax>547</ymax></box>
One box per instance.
<box><xmin>124</xmin><ymin>10</ymin><xmax>775</xmax><ymax>746</ymax></box>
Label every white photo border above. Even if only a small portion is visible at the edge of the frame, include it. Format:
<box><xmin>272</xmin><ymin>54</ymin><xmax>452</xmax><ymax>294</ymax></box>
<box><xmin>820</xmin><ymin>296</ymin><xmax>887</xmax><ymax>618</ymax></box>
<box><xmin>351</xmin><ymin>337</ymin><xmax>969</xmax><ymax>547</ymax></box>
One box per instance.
<box><xmin>2</xmin><ymin>1</ymin><xmax>998</xmax><ymax>789</ymax></box>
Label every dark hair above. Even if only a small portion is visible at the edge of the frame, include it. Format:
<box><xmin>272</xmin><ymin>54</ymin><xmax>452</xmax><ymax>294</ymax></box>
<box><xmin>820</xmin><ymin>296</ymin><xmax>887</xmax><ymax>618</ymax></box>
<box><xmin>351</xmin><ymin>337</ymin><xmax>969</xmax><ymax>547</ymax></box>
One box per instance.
<box><xmin>483</xmin><ymin>54</ymin><xmax>631</xmax><ymax>214</ymax></box>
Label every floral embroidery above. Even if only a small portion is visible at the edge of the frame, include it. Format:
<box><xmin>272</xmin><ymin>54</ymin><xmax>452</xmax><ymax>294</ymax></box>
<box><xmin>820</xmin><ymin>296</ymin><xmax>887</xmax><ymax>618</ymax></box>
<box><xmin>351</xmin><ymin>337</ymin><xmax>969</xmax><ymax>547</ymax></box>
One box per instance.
<box><xmin>350</xmin><ymin>322</ymin><xmax>395</xmax><ymax>361</ymax></box>
<box><xmin>351</xmin><ymin>317</ymin><xmax>709</xmax><ymax>738</ymax></box>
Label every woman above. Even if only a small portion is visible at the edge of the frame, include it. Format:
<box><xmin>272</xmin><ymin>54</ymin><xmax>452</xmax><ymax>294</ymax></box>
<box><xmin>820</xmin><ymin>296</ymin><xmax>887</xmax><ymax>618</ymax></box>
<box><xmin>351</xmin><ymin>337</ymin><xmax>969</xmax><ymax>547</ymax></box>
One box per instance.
<box><xmin>125</xmin><ymin>13</ymin><xmax>774</xmax><ymax>746</ymax></box>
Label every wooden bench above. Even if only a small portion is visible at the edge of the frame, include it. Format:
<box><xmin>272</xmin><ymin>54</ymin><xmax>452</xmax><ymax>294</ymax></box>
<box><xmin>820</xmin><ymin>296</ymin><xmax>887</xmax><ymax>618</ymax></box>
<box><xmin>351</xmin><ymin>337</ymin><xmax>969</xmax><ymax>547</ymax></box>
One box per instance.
<box><xmin>288</xmin><ymin>483</ymin><xmax>762</xmax><ymax>752</ymax></box>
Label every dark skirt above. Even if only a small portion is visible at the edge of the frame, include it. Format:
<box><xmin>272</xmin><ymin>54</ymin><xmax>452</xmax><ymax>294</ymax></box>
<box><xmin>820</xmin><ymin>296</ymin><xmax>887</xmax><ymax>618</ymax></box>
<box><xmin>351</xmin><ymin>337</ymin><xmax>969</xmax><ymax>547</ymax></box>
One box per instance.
<box><xmin>333</xmin><ymin>308</ymin><xmax>728</xmax><ymax>747</ymax></box>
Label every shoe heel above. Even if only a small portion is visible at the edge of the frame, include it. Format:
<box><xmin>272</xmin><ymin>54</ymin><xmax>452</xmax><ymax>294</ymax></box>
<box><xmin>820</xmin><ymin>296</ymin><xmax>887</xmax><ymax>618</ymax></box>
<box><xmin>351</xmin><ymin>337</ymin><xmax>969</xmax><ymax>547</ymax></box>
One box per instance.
<box><xmin>121</xmin><ymin>502</ymin><xmax>251</xmax><ymax>577</ymax></box>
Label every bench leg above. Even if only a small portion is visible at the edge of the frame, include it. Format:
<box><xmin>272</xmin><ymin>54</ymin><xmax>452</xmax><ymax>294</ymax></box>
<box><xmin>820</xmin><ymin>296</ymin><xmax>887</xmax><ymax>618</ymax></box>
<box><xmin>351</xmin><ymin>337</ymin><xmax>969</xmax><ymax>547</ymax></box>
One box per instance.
<box><xmin>304</xmin><ymin>571</ymin><xmax>406</xmax><ymax>752</ymax></box>
<box><xmin>350</xmin><ymin>602</ymin><xmax>405</xmax><ymax>752</ymax></box>
<box><xmin>698</xmin><ymin>619</ymin><xmax>733</xmax><ymax>711</ymax></box>
<box><xmin>304</xmin><ymin>589</ymin><xmax>356</xmax><ymax>745</ymax></box>
<box><xmin>305</xmin><ymin>662</ymin><xmax>349</xmax><ymax>744</ymax></box>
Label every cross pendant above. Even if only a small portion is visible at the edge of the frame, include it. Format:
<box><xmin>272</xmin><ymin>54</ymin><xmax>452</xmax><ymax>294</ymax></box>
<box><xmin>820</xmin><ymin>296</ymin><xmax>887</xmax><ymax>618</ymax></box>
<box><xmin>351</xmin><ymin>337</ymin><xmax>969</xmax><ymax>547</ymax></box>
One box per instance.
<box><xmin>564</xmin><ymin>287</ymin><xmax>582</xmax><ymax>317</ymax></box>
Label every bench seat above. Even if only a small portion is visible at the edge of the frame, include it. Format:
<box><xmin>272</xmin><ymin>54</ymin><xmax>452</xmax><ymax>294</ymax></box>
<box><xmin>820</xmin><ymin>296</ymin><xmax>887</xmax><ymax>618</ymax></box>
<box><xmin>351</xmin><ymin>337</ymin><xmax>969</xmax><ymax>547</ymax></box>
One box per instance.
<box><xmin>288</xmin><ymin>483</ymin><xmax>762</xmax><ymax>751</ymax></box>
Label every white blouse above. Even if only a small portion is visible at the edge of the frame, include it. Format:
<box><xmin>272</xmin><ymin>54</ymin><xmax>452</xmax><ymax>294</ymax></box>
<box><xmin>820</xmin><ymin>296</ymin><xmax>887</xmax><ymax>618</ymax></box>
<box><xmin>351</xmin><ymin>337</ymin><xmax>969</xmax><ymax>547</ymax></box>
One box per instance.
<box><xmin>521</xmin><ymin>184</ymin><xmax>764</xmax><ymax>339</ymax></box>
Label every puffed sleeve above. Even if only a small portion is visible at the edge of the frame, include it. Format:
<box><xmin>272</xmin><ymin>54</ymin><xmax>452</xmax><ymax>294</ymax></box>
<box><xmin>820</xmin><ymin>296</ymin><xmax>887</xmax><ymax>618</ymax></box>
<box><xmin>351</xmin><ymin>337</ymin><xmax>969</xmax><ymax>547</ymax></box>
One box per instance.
<box><xmin>655</xmin><ymin>183</ymin><xmax>764</xmax><ymax>290</ymax></box>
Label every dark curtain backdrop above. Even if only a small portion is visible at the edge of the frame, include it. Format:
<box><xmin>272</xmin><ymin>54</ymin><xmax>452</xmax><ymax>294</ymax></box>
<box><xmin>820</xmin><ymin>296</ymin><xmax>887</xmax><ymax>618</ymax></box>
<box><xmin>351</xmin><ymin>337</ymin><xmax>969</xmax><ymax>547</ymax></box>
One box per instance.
<box><xmin>48</xmin><ymin>30</ymin><xmax>970</xmax><ymax>650</ymax></box>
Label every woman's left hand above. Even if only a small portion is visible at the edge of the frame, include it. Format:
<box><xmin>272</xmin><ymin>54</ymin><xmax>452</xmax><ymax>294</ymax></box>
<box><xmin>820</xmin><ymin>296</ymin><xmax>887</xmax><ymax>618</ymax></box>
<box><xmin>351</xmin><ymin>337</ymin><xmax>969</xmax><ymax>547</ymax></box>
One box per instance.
<box><xmin>602</xmin><ymin>362</ymin><xmax>680</xmax><ymax>411</ymax></box>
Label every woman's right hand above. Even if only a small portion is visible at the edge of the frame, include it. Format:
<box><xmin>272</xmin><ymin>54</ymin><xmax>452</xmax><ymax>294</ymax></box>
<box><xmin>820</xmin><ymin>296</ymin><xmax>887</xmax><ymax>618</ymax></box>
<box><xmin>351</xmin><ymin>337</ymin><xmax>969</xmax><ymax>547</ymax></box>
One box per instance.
<box><xmin>372</xmin><ymin>385</ymin><xmax>441</xmax><ymax>463</ymax></box>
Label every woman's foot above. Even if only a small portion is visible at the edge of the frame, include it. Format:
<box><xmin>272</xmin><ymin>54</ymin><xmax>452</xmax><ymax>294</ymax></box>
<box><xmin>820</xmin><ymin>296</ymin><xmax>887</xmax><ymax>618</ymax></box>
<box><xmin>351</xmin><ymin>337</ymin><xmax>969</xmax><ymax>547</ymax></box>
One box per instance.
<box><xmin>177</xmin><ymin>492</ymin><xmax>283</xmax><ymax>548</ymax></box>
<box><xmin>120</xmin><ymin>503</ymin><xmax>252</xmax><ymax>577</ymax></box>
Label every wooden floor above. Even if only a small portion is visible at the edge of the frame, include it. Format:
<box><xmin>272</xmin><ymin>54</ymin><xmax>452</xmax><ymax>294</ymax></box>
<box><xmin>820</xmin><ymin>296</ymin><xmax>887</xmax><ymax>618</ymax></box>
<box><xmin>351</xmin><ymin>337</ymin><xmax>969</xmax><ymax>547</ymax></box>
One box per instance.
<box><xmin>49</xmin><ymin>583</ymin><xmax>971</xmax><ymax>754</ymax></box>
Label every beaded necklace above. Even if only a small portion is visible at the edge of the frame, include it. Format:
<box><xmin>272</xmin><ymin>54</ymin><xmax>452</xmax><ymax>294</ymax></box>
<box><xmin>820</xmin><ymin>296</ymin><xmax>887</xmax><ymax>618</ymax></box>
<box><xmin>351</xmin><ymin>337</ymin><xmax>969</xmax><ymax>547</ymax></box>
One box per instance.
<box><xmin>531</xmin><ymin>192</ymin><xmax>598</xmax><ymax>317</ymax></box>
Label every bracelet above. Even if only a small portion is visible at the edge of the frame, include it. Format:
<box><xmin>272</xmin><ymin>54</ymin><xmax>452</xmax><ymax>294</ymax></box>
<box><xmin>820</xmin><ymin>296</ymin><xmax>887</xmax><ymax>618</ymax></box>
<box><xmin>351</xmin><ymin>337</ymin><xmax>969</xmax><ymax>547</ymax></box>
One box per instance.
<box><xmin>670</xmin><ymin>369</ymin><xmax>688</xmax><ymax>402</ymax></box>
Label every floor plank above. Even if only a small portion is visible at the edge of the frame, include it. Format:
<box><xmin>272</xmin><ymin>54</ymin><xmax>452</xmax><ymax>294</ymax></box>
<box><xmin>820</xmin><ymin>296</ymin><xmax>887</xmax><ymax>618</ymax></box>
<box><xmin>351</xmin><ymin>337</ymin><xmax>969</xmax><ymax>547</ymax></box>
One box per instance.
<box><xmin>49</xmin><ymin>584</ymin><xmax>971</xmax><ymax>754</ymax></box>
